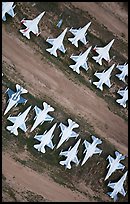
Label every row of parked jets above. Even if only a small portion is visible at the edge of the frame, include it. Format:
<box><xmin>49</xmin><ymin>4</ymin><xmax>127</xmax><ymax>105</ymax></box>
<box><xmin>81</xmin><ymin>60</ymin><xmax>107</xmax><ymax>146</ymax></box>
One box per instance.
<box><xmin>2</xmin><ymin>2</ymin><xmax>128</xmax><ymax>108</ymax></box>
<box><xmin>2</xmin><ymin>2</ymin><xmax>128</xmax><ymax>201</ymax></box>
<box><xmin>2</xmin><ymin>83</ymin><xmax>128</xmax><ymax>201</ymax></box>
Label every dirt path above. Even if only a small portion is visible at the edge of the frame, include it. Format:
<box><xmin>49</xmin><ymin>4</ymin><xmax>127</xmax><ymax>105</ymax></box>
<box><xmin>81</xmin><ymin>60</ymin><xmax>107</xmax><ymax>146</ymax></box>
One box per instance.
<box><xmin>71</xmin><ymin>2</ymin><xmax>128</xmax><ymax>42</ymax></box>
<box><xmin>2</xmin><ymin>153</ymin><xmax>90</xmax><ymax>202</ymax></box>
<box><xmin>2</xmin><ymin>28</ymin><xmax>127</xmax><ymax>154</ymax></box>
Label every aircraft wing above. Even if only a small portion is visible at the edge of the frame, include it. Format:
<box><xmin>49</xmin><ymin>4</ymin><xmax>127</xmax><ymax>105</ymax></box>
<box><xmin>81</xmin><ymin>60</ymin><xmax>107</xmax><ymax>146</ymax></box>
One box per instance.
<box><xmin>34</xmin><ymin>106</ymin><xmax>42</xmax><ymax>116</ymax></box>
<box><xmin>94</xmin><ymin>147</ymin><xmax>102</xmax><ymax>154</ymax></box>
<box><xmin>107</xmin><ymin>155</ymin><xmax>114</xmax><ymax>165</ymax></box>
<box><xmin>108</xmin><ymin>182</ymin><xmax>115</xmax><ymax>189</ymax></box>
<box><xmin>70</xmin><ymin>55</ymin><xmax>79</xmax><ymax>62</ymax></box>
<box><xmin>59</xmin><ymin>150</ymin><xmax>69</xmax><ymax>157</ymax></box>
<box><xmin>6</xmin><ymin>89</ymin><xmax>15</xmax><ymax>99</ymax></box>
<box><xmin>118</xmin><ymin>90</ymin><xmax>126</xmax><ymax>97</ymax></box>
<box><xmin>19</xmin><ymin>122</ymin><xmax>27</xmax><ymax>132</ymax></box>
<box><xmin>94</xmin><ymin>47</ymin><xmax>104</xmax><ymax>55</ymax></box>
<box><xmin>69</xmin><ymin>28</ymin><xmax>80</xmax><ymax>36</ymax></box>
<box><xmin>22</xmin><ymin>20</ymin><xmax>33</xmax><ymax>28</ymax></box>
<box><xmin>32</xmin><ymin>24</ymin><xmax>39</xmax><ymax>35</ymax></box>
<box><xmin>120</xmin><ymin>186</ymin><xmax>126</xmax><ymax>196</ymax></box>
<box><xmin>72</xmin><ymin>155</ymin><xmax>80</xmax><ymax>165</ymax></box>
<box><xmin>81</xmin><ymin>61</ymin><xmax>88</xmax><ymax>70</ymax></box>
<box><xmin>80</xmin><ymin>36</ymin><xmax>87</xmax><ymax>45</ymax></box>
<box><xmin>34</xmin><ymin>135</ymin><xmax>43</xmax><ymax>142</ymax></box>
<box><xmin>59</xmin><ymin>123</ymin><xmax>67</xmax><ymax>133</ymax></box>
<box><xmin>59</xmin><ymin>44</ymin><xmax>66</xmax><ymax>53</ymax></box>
<box><xmin>46</xmin><ymin>38</ymin><xmax>55</xmax><ymax>45</ymax></box>
<box><xmin>18</xmin><ymin>96</ymin><xmax>27</xmax><ymax>104</ymax></box>
<box><xmin>94</xmin><ymin>72</ymin><xmax>102</xmax><ymax>79</ymax></box>
<box><xmin>7</xmin><ymin>116</ymin><xmax>17</xmax><ymax>123</ymax></box>
<box><xmin>105</xmin><ymin>79</ymin><xmax>111</xmax><ymax>88</ymax></box>
<box><xmin>103</xmin><ymin>52</ymin><xmax>110</xmax><ymax>62</ymax></box>
<box><xmin>45</xmin><ymin>114</ymin><xmax>54</xmax><ymax>122</ymax></box>
<box><xmin>84</xmin><ymin>140</ymin><xmax>91</xmax><ymax>149</ymax></box>
<box><xmin>70</xmin><ymin>130</ymin><xmax>78</xmax><ymax>138</ymax></box>
<box><xmin>47</xmin><ymin>140</ymin><xmax>55</xmax><ymax>149</ymax></box>
<box><xmin>7</xmin><ymin>8</ymin><xmax>15</xmax><ymax>17</ymax></box>
<box><xmin>116</xmin><ymin>163</ymin><xmax>125</xmax><ymax>170</ymax></box>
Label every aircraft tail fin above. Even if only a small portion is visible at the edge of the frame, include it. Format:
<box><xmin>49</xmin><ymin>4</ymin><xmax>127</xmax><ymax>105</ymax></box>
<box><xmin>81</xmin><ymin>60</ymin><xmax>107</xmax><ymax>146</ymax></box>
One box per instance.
<box><xmin>68</xmin><ymin>38</ymin><xmax>78</xmax><ymax>47</ymax></box>
<box><xmin>6</xmin><ymin>126</ymin><xmax>18</xmax><ymax>136</ymax></box>
<box><xmin>93</xmin><ymin>81</ymin><xmax>103</xmax><ymax>91</ymax></box>
<box><xmin>43</xmin><ymin>102</ymin><xmax>54</xmax><ymax>112</ymax></box>
<box><xmin>69</xmin><ymin>65</ymin><xmax>80</xmax><ymax>74</ymax></box>
<box><xmin>46</xmin><ymin>48</ymin><xmax>57</xmax><ymax>57</ymax></box>
<box><xmin>92</xmin><ymin>56</ymin><xmax>102</xmax><ymax>66</ymax></box>
<box><xmin>2</xmin><ymin>15</ymin><xmax>6</xmax><ymax>21</ymax></box>
<box><xmin>116</xmin><ymin>99</ymin><xmax>126</xmax><ymax>108</ymax></box>
<box><xmin>34</xmin><ymin>144</ymin><xmax>41</xmax><ymax>151</ymax></box>
<box><xmin>16</xmin><ymin>84</ymin><xmax>28</xmax><ymax>94</ymax></box>
<box><xmin>20</xmin><ymin>29</ymin><xmax>30</xmax><ymax>39</ymax></box>
<box><xmin>60</xmin><ymin>160</ymin><xmax>71</xmax><ymax>169</ymax></box>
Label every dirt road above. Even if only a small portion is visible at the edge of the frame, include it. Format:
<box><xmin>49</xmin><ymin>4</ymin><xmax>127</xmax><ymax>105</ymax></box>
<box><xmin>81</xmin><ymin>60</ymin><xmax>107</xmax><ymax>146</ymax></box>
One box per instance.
<box><xmin>2</xmin><ymin>28</ymin><xmax>128</xmax><ymax>154</ymax></box>
<box><xmin>2</xmin><ymin>153</ymin><xmax>90</xmax><ymax>202</ymax></box>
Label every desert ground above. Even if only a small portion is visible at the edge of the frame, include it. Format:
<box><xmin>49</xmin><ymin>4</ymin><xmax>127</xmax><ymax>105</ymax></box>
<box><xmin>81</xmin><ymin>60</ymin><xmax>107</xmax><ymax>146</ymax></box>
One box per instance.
<box><xmin>2</xmin><ymin>2</ymin><xmax>128</xmax><ymax>202</ymax></box>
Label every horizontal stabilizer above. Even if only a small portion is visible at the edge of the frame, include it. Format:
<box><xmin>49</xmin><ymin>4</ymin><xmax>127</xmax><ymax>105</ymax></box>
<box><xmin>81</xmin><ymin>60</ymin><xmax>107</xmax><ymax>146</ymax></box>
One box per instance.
<box><xmin>46</xmin><ymin>48</ymin><xmax>57</xmax><ymax>57</ymax></box>
<box><xmin>20</xmin><ymin>29</ymin><xmax>30</xmax><ymax>39</ymax></box>
<box><xmin>34</xmin><ymin>144</ymin><xmax>40</xmax><ymax>150</ymax></box>
<box><xmin>6</xmin><ymin>126</ymin><xmax>18</xmax><ymax>136</ymax></box>
<box><xmin>69</xmin><ymin>65</ymin><xmax>80</xmax><ymax>74</ymax></box>
<box><xmin>116</xmin><ymin>99</ymin><xmax>126</xmax><ymax>108</ymax></box>
<box><xmin>68</xmin><ymin>38</ymin><xmax>78</xmax><ymax>47</ymax></box>
<box><xmin>92</xmin><ymin>56</ymin><xmax>102</xmax><ymax>66</ymax></box>
<box><xmin>2</xmin><ymin>15</ymin><xmax>6</xmax><ymax>21</ymax></box>
<box><xmin>93</xmin><ymin>81</ymin><xmax>103</xmax><ymax>91</ymax></box>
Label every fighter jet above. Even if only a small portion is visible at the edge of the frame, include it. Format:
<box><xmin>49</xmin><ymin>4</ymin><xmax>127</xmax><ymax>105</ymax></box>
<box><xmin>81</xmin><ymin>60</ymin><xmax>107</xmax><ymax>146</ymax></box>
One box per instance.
<box><xmin>68</xmin><ymin>22</ymin><xmax>91</xmax><ymax>48</ymax></box>
<box><xmin>116</xmin><ymin>63</ymin><xmax>128</xmax><ymax>83</ymax></box>
<box><xmin>116</xmin><ymin>87</ymin><xmax>128</xmax><ymax>108</ymax></box>
<box><xmin>34</xmin><ymin>123</ymin><xmax>57</xmax><ymax>153</ymax></box>
<box><xmin>30</xmin><ymin>102</ymin><xmax>54</xmax><ymax>132</ymax></box>
<box><xmin>107</xmin><ymin>171</ymin><xmax>128</xmax><ymax>202</ymax></box>
<box><xmin>56</xmin><ymin>118</ymin><xmax>79</xmax><ymax>149</ymax></box>
<box><xmin>2</xmin><ymin>2</ymin><xmax>16</xmax><ymax>21</ymax></box>
<box><xmin>93</xmin><ymin>63</ymin><xmax>115</xmax><ymax>91</ymax></box>
<box><xmin>46</xmin><ymin>28</ymin><xmax>67</xmax><ymax>57</ymax></box>
<box><xmin>6</xmin><ymin>106</ymin><xmax>31</xmax><ymax>136</ymax></box>
<box><xmin>81</xmin><ymin>135</ymin><xmax>102</xmax><ymax>166</ymax></box>
<box><xmin>92</xmin><ymin>39</ymin><xmax>115</xmax><ymax>65</ymax></box>
<box><xmin>105</xmin><ymin>151</ymin><xmax>125</xmax><ymax>181</ymax></box>
<box><xmin>4</xmin><ymin>84</ymin><xmax>28</xmax><ymax>115</ymax></box>
<box><xmin>20</xmin><ymin>11</ymin><xmax>45</xmax><ymax>39</ymax></box>
<box><xmin>69</xmin><ymin>46</ymin><xmax>92</xmax><ymax>74</ymax></box>
<box><xmin>59</xmin><ymin>139</ymin><xmax>81</xmax><ymax>169</ymax></box>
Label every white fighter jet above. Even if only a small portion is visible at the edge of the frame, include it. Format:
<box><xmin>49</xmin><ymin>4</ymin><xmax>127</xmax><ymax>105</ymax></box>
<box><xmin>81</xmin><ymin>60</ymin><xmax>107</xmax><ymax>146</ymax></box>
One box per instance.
<box><xmin>46</xmin><ymin>28</ymin><xmax>67</xmax><ymax>57</ymax></box>
<box><xmin>20</xmin><ymin>11</ymin><xmax>45</xmax><ymax>39</ymax></box>
<box><xmin>2</xmin><ymin>2</ymin><xmax>16</xmax><ymax>21</ymax></box>
<box><xmin>92</xmin><ymin>39</ymin><xmax>115</xmax><ymax>65</ymax></box>
<box><xmin>30</xmin><ymin>102</ymin><xmax>54</xmax><ymax>132</ymax></box>
<box><xmin>4</xmin><ymin>84</ymin><xmax>28</xmax><ymax>115</ymax></box>
<box><xmin>59</xmin><ymin>138</ymin><xmax>81</xmax><ymax>169</ymax></box>
<box><xmin>68</xmin><ymin>22</ymin><xmax>91</xmax><ymax>47</ymax></box>
<box><xmin>105</xmin><ymin>151</ymin><xmax>126</xmax><ymax>181</ymax></box>
<box><xmin>107</xmin><ymin>171</ymin><xmax>128</xmax><ymax>202</ymax></box>
<box><xmin>81</xmin><ymin>135</ymin><xmax>102</xmax><ymax>166</ymax></box>
<box><xmin>56</xmin><ymin>118</ymin><xmax>79</xmax><ymax>149</ymax></box>
<box><xmin>34</xmin><ymin>123</ymin><xmax>57</xmax><ymax>153</ymax></box>
<box><xmin>116</xmin><ymin>63</ymin><xmax>128</xmax><ymax>83</ymax></box>
<box><xmin>6</xmin><ymin>106</ymin><xmax>31</xmax><ymax>136</ymax></box>
<box><xmin>116</xmin><ymin>87</ymin><xmax>128</xmax><ymax>108</ymax></box>
<box><xmin>69</xmin><ymin>46</ymin><xmax>92</xmax><ymax>74</ymax></box>
<box><xmin>93</xmin><ymin>63</ymin><xmax>115</xmax><ymax>91</ymax></box>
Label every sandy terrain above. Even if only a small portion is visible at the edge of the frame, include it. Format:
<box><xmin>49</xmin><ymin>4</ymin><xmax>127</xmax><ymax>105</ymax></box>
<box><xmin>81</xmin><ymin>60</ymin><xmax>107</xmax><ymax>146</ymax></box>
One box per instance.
<box><xmin>2</xmin><ymin>27</ymin><xmax>128</xmax><ymax>154</ymax></box>
<box><xmin>2</xmin><ymin>2</ymin><xmax>128</xmax><ymax>202</ymax></box>
<box><xmin>71</xmin><ymin>2</ymin><xmax>128</xmax><ymax>42</ymax></box>
<box><xmin>3</xmin><ymin>153</ymin><xmax>90</xmax><ymax>202</ymax></box>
